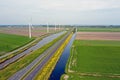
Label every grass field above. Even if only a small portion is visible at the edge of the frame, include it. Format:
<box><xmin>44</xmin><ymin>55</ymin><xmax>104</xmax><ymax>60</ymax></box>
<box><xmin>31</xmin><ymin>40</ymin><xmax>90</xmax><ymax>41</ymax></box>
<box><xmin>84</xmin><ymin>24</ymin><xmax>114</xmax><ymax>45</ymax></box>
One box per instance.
<box><xmin>62</xmin><ymin>40</ymin><xmax>120</xmax><ymax>80</ymax></box>
<box><xmin>77</xmin><ymin>27</ymin><xmax>120</xmax><ymax>32</ymax></box>
<box><xmin>0</xmin><ymin>33</ymin><xmax>33</xmax><ymax>55</ymax></box>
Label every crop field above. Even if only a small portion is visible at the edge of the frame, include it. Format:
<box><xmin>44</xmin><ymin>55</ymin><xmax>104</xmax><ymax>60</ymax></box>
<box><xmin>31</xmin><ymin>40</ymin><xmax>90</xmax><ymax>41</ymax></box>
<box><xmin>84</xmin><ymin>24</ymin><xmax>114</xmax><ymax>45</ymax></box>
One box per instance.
<box><xmin>77</xmin><ymin>27</ymin><xmax>120</xmax><ymax>32</ymax></box>
<box><xmin>62</xmin><ymin>40</ymin><xmax>120</xmax><ymax>80</ymax></box>
<box><xmin>0</xmin><ymin>27</ymin><xmax>62</xmax><ymax>37</ymax></box>
<box><xmin>76</xmin><ymin>32</ymin><xmax>120</xmax><ymax>41</ymax></box>
<box><xmin>0</xmin><ymin>33</ymin><xmax>33</xmax><ymax>56</ymax></box>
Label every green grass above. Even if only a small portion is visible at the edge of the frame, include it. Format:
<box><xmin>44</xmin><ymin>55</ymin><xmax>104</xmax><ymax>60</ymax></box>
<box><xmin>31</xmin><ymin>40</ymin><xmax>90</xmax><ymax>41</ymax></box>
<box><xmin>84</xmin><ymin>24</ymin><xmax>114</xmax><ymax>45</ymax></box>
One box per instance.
<box><xmin>0</xmin><ymin>33</ymin><xmax>33</xmax><ymax>55</ymax></box>
<box><xmin>62</xmin><ymin>40</ymin><xmax>120</xmax><ymax>80</ymax></box>
<box><xmin>0</xmin><ymin>33</ymin><xmax>51</xmax><ymax>63</ymax></box>
<box><xmin>77</xmin><ymin>27</ymin><xmax>120</xmax><ymax>32</ymax></box>
<box><xmin>0</xmin><ymin>32</ymin><xmax>67</xmax><ymax>80</ymax></box>
<box><xmin>72</xmin><ymin>40</ymin><xmax>120</xmax><ymax>74</ymax></box>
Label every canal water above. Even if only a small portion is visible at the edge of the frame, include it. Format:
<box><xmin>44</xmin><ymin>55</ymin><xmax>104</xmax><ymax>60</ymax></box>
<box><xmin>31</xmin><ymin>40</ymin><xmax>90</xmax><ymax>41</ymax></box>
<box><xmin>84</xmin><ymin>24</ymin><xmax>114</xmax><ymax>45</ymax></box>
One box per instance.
<box><xmin>49</xmin><ymin>33</ymin><xmax>76</xmax><ymax>80</ymax></box>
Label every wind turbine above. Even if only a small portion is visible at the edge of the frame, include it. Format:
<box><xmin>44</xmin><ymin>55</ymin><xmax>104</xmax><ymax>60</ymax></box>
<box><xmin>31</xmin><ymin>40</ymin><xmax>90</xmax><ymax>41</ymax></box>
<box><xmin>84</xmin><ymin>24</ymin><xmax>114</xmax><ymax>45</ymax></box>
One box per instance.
<box><xmin>29</xmin><ymin>23</ymin><xmax>32</xmax><ymax>38</ymax></box>
<box><xmin>28</xmin><ymin>18</ymin><xmax>32</xmax><ymax>38</ymax></box>
<box><xmin>76</xmin><ymin>27</ymin><xmax>78</xmax><ymax>32</ymax></box>
<box><xmin>47</xmin><ymin>23</ymin><xmax>49</xmax><ymax>33</ymax></box>
<box><xmin>55</xmin><ymin>23</ymin><xmax>56</xmax><ymax>31</ymax></box>
<box><xmin>59</xmin><ymin>24</ymin><xmax>60</xmax><ymax>30</ymax></box>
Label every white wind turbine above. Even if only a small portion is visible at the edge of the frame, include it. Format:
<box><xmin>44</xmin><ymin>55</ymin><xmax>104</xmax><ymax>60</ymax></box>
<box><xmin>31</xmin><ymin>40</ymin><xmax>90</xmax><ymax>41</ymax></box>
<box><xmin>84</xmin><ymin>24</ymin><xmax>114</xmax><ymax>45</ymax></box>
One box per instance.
<box><xmin>47</xmin><ymin>23</ymin><xmax>49</xmax><ymax>33</ymax></box>
<box><xmin>59</xmin><ymin>24</ymin><xmax>61</xmax><ymax>30</ymax></box>
<box><xmin>28</xmin><ymin>18</ymin><xmax>33</xmax><ymax>38</ymax></box>
<box><xmin>55</xmin><ymin>23</ymin><xmax>56</xmax><ymax>31</ymax></box>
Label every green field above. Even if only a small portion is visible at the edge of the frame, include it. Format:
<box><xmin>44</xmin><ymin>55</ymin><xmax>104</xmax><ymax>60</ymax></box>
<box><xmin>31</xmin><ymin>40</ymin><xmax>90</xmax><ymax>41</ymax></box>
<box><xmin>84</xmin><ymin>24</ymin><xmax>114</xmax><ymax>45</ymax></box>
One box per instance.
<box><xmin>62</xmin><ymin>40</ymin><xmax>120</xmax><ymax>80</ymax></box>
<box><xmin>0</xmin><ymin>33</ymin><xmax>33</xmax><ymax>55</ymax></box>
<box><xmin>77</xmin><ymin>27</ymin><xmax>120</xmax><ymax>32</ymax></box>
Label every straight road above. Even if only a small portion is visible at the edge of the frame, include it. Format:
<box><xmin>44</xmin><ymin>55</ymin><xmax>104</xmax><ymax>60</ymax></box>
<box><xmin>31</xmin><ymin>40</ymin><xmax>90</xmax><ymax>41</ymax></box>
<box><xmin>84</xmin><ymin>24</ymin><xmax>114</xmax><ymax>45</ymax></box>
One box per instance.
<box><xmin>24</xmin><ymin>32</ymin><xmax>70</xmax><ymax>80</ymax></box>
<box><xmin>0</xmin><ymin>31</ymin><xmax>66</xmax><ymax>69</ymax></box>
<box><xmin>9</xmin><ymin>31</ymin><xmax>70</xmax><ymax>80</ymax></box>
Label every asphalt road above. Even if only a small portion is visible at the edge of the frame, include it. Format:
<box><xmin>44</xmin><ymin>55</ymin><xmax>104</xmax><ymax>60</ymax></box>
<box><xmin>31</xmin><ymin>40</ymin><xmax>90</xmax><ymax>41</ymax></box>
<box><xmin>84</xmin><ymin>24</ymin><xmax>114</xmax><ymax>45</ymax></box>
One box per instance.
<box><xmin>8</xmin><ymin>36</ymin><xmax>64</xmax><ymax>80</ymax></box>
<box><xmin>9</xmin><ymin>31</ymin><xmax>70</xmax><ymax>80</ymax></box>
<box><xmin>24</xmin><ymin>33</ymin><xmax>69</xmax><ymax>80</ymax></box>
<box><xmin>0</xmin><ymin>31</ymin><xmax>66</xmax><ymax>69</ymax></box>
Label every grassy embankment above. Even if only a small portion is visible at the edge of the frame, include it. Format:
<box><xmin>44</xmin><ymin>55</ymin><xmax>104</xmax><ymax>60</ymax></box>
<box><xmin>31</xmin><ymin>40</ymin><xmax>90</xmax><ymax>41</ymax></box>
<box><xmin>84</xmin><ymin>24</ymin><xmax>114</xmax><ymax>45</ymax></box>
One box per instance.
<box><xmin>0</xmin><ymin>33</ymin><xmax>34</xmax><ymax>56</ymax></box>
<box><xmin>0</xmin><ymin>32</ymin><xmax>67</xmax><ymax>80</ymax></box>
<box><xmin>61</xmin><ymin>40</ymin><xmax>120</xmax><ymax>80</ymax></box>
<box><xmin>77</xmin><ymin>27</ymin><xmax>120</xmax><ymax>32</ymax></box>
<box><xmin>34</xmin><ymin>33</ymin><xmax>73</xmax><ymax>80</ymax></box>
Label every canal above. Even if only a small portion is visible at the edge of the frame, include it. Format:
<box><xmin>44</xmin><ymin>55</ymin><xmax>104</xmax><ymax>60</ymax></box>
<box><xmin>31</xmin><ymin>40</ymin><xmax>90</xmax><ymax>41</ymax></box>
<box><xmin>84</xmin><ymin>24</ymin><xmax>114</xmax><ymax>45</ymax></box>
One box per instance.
<box><xmin>49</xmin><ymin>33</ymin><xmax>76</xmax><ymax>80</ymax></box>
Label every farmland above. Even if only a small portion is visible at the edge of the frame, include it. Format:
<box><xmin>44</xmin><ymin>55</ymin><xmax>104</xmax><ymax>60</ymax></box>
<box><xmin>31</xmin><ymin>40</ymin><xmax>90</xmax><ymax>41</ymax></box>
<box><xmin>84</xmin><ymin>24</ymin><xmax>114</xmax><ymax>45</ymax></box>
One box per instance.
<box><xmin>61</xmin><ymin>40</ymin><xmax>120</xmax><ymax>80</ymax></box>
<box><xmin>0</xmin><ymin>27</ymin><xmax>62</xmax><ymax>37</ymax></box>
<box><xmin>77</xmin><ymin>27</ymin><xmax>120</xmax><ymax>32</ymax></box>
<box><xmin>0</xmin><ymin>33</ymin><xmax>33</xmax><ymax>55</ymax></box>
<box><xmin>76</xmin><ymin>32</ymin><xmax>120</xmax><ymax>41</ymax></box>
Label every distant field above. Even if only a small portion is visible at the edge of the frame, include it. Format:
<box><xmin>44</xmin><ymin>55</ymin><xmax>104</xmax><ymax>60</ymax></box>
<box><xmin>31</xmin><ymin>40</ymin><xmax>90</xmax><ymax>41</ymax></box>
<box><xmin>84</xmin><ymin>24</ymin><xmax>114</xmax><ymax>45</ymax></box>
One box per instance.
<box><xmin>0</xmin><ymin>33</ymin><xmax>33</xmax><ymax>56</ymax></box>
<box><xmin>0</xmin><ymin>27</ymin><xmax>62</xmax><ymax>37</ymax></box>
<box><xmin>76</xmin><ymin>32</ymin><xmax>120</xmax><ymax>41</ymax></box>
<box><xmin>62</xmin><ymin>40</ymin><xmax>120</xmax><ymax>80</ymax></box>
<box><xmin>77</xmin><ymin>27</ymin><xmax>120</xmax><ymax>32</ymax></box>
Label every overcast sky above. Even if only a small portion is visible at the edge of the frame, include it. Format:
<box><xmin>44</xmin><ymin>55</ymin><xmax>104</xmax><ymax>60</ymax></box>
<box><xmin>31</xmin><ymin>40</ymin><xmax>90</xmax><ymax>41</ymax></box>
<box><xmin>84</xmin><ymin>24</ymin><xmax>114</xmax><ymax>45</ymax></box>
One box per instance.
<box><xmin>0</xmin><ymin>0</ymin><xmax>120</xmax><ymax>25</ymax></box>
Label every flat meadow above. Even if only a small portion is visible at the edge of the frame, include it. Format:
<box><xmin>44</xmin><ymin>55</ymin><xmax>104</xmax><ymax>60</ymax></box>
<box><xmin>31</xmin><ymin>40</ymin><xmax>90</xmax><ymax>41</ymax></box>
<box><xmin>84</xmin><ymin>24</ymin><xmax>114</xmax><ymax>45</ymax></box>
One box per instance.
<box><xmin>0</xmin><ymin>33</ymin><xmax>33</xmax><ymax>56</ymax></box>
<box><xmin>71</xmin><ymin>40</ymin><xmax>120</xmax><ymax>74</ymax></box>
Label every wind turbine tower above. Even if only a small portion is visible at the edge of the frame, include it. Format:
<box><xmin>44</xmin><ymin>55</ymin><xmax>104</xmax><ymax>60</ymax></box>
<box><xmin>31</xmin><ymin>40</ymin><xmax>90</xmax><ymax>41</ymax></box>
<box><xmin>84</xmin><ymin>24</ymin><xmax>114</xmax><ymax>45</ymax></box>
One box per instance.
<box><xmin>29</xmin><ymin>23</ymin><xmax>32</xmax><ymax>38</ymax></box>
<box><xmin>55</xmin><ymin>23</ymin><xmax>56</xmax><ymax>31</ymax></box>
<box><xmin>76</xmin><ymin>27</ymin><xmax>78</xmax><ymax>32</ymax></box>
<box><xmin>28</xmin><ymin>18</ymin><xmax>32</xmax><ymax>38</ymax></box>
<box><xmin>47</xmin><ymin>23</ymin><xmax>49</xmax><ymax>33</ymax></box>
<box><xmin>59</xmin><ymin>24</ymin><xmax>60</xmax><ymax>30</ymax></box>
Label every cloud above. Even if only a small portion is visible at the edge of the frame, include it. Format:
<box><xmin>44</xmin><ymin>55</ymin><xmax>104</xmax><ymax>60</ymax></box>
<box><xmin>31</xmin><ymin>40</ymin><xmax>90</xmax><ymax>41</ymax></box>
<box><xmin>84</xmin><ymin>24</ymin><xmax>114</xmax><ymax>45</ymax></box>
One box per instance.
<box><xmin>0</xmin><ymin>0</ymin><xmax>120</xmax><ymax>25</ymax></box>
<box><xmin>1</xmin><ymin>0</ymin><xmax>120</xmax><ymax>11</ymax></box>
<box><xmin>35</xmin><ymin>0</ymin><xmax>120</xmax><ymax>11</ymax></box>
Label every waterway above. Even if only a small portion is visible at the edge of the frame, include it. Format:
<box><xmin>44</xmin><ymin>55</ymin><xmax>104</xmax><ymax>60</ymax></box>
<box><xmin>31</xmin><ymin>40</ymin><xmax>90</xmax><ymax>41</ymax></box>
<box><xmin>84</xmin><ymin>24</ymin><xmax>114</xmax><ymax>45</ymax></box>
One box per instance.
<box><xmin>49</xmin><ymin>33</ymin><xmax>76</xmax><ymax>80</ymax></box>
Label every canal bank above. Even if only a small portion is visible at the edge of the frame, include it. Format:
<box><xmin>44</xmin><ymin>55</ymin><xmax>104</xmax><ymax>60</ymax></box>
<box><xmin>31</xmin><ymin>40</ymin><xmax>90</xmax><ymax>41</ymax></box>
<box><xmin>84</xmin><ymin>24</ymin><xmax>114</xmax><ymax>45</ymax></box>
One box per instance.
<box><xmin>49</xmin><ymin>33</ymin><xmax>76</xmax><ymax>80</ymax></box>
<box><xmin>34</xmin><ymin>31</ymin><xmax>73</xmax><ymax>80</ymax></box>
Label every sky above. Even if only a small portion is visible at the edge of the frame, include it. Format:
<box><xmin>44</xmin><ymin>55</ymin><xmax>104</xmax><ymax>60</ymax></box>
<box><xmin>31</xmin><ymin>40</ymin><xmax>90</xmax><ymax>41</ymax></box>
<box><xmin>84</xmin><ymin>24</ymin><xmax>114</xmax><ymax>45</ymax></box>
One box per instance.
<box><xmin>0</xmin><ymin>0</ymin><xmax>120</xmax><ymax>25</ymax></box>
